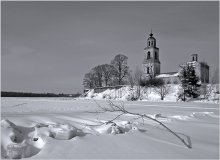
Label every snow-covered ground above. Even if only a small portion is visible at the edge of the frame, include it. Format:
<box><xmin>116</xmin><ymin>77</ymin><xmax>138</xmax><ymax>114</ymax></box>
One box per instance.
<box><xmin>1</xmin><ymin>97</ymin><xmax>219</xmax><ymax>159</ymax></box>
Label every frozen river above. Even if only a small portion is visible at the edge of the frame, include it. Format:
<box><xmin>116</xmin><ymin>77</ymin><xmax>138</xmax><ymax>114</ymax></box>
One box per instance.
<box><xmin>1</xmin><ymin>97</ymin><xmax>219</xmax><ymax>159</ymax></box>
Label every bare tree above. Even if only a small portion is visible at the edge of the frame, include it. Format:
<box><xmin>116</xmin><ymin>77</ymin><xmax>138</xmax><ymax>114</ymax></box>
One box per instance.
<box><xmin>134</xmin><ymin>67</ymin><xmax>144</xmax><ymax>99</ymax></box>
<box><xmin>144</xmin><ymin>64</ymin><xmax>154</xmax><ymax>79</ymax></box>
<box><xmin>83</xmin><ymin>72</ymin><xmax>97</xmax><ymax>89</ymax></box>
<box><xmin>134</xmin><ymin>67</ymin><xmax>143</xmax><ymax>85</ymax></box>
<box><xmin>83</xmin><ymin>72</ymin><xmax>93</xmax><ymax>89</ymax></box>
<box><xmin>111</xmin><ymin>54</ymin><xmax>129</xmax><ymax>85</ymax></box>
<box><xmin>127</xmin><ymin>68</ymin><xmax>144</xmax><ymax>100</ymax></box>
<box><xmin>94</xmin><ymin>100</ymin><xmax>192</xmax><ymax>149</ymax></box>
<box><xmin>128</xmin><ymin>70</ymin><xmax>135</xmax><ymax>88</ymax></box>
<box><xmin>100</xmin><ymin>64</ymin><xmax>116</xmax><ymax>87</ymax></box>
<box><xmin>92</xmin><ymin>65</ymin><xmax>103</xmax><ymax>87</ymax></box>
<box><xmin>200</xmin><ymin>84</ymin><xmax>214</xmax><ymax>100</ymax></box>
<box><xmin>154</xmin><ymin>84</ymin><xmax>170</xmax><ymax>100</ymax></box>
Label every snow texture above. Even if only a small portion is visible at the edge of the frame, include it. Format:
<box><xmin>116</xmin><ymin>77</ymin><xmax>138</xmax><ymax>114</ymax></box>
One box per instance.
<box><xmin>84</xmin><ymin>84</ymin><xmax>219</xmax><ymax>103</ymax></box>
<box><xmin>1</xmin><ymin>97</ymin><xmax>219</xmax><ymax>159</ymax></box>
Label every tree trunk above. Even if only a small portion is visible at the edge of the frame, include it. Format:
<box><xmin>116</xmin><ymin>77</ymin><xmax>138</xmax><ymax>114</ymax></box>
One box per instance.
<box><xmin>183</xmin><ymin>90</ymin><xmax>186</xmax><ymax>101</ymax></box>
<box><xmin>105</xmin><ymin>78</ymin><xmax>108</xmax><ymax>87</ymax></box>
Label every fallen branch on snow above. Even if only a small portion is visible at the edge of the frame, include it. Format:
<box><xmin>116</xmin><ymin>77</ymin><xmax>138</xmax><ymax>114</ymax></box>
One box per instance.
<box><xmin>94</xmin><ymin>100</ymin><xmax>192</xmax><ymax>149</ymax></box>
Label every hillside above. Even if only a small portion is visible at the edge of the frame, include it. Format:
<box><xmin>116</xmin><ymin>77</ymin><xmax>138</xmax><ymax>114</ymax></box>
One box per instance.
<box><xmin>85</xmin><ymin>84</ymin><xmax>219</xmax><ymax>103</ymax></box>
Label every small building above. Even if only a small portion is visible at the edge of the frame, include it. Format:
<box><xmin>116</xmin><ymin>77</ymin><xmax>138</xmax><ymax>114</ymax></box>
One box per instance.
<box><xmin>186</xmin><ymin>54</ymin><xmax>209</xmax><ymax>83</ymax></box>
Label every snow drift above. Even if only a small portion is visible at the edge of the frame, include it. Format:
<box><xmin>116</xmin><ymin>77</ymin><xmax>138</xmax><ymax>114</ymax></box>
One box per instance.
<box><xmin>1</xmin><ymin>97</ymin><xmax>219</xmax><ymax>159</ymax></box>
<box><xmin>84</xmin><ymin>84</ymin><xmax>219</xmax><ymax>103</ymax></box>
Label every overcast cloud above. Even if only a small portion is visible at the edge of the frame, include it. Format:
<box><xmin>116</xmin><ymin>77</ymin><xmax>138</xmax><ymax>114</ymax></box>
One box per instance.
<box><xmin>1</xmin><ymin>1</ymin><xmax>219</xmax><ymax>93</ymax></box>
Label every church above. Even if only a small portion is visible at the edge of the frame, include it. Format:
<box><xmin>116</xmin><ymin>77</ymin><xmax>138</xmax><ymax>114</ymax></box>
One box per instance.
<box><xmin>142</xmin><ymin>32</ymin><xmax>209</xmax><ymax>84</ymax></box>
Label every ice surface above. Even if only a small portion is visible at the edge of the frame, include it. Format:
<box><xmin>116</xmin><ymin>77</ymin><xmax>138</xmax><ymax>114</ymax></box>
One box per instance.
<box><xmin>1</xmin><ymin>97</ymin><xmax>219</xmax><ymax>159</ymax></box>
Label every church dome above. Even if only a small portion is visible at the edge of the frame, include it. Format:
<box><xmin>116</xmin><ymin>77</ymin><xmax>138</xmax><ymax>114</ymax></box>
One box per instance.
<box><xmin>147</xmin><ymin>32</ymin><xmax>156</xmax><ymax>48</ymax></box>
<box><xmin>147</xmin><ymin>32</ymin><xmax>156</xmax><ymax>40</ymax></box>
<box><xmin>147</xmin><ymin>36</ymin><xmax>156</xmax><ymax>41</ymax></box>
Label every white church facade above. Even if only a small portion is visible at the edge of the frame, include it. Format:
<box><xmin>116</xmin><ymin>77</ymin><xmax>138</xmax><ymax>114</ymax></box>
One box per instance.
<box><xmin>142</xmin><ymin>32</ymin><xmax>209</xmax><ymax>84</ymax></box>
<box><xmin>142</xmin><ymin>32</ymin><xmax>160</xmax><ymax>78</ymax></box>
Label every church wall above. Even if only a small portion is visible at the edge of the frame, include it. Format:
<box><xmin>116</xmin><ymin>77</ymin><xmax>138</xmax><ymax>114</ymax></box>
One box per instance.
<box><xmin>144</xmin><ymin>48</ymin><xmax>159</xmax><ymax>59</ymax></box>
<box><xmin>185</xmin><ymin>61</ymin><xmax>209</xmax><ymax>84</ymax></box>
<box><xmin>154</xmin><ymin>63</ymin><xmax>160</xmax><ymax>75</ymax></box>
<box><xmin>143</xmin><ymin>63</ymin><xmax>153</xmax><ymax>77</ymax></box>
<box><xmin>200</xmin><ymin>63</ymin><xmax>209</xmax><ymax>83</ymax></box>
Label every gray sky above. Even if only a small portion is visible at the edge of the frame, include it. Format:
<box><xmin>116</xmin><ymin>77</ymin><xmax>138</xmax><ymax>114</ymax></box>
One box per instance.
<box><xmin>1</xmin><ymin>1</ymin><xmax>219</xmax><ymax>94</ymax></box>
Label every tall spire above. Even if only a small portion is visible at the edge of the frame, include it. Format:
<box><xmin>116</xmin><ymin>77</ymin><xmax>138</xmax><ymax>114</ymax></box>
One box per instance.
<box><xmin>150</xmin><ymin>29</ymin><xmax>153</xmax><ymax>37</ymax></box>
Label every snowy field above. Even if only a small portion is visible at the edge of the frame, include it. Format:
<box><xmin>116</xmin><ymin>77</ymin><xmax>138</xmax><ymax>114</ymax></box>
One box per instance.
<box><xmin>1</xmin><ymin>97</ymin><xmax>219</xmax><ymax>159</ymax></box>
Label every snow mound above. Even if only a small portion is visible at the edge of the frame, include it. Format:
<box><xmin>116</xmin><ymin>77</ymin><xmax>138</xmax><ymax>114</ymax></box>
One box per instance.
<box><xmin>1</xmin><ymin>119</ymin><xmax>139</xmax><ymax>159</ymax></box>
<box><xmin>94</xmin><ymin>121</ymin><xmax>137</xmax><ymax>135</ymax></box>
<box><xmin>1</xmin><ymin>119</ymin><xmax>85</xmax><ymax>159</ymax></box>
<box><xmin>168</xmin><ymin>112</ymin><xmax>219</xmax><ymax>121</ymax></box>
<box><xmin>191</xmin><ymin>112</ymin><xmax>218</xmax><ymax>119</ymax></box>
<box><xmin>170</xmin><ymin>115</ymin><xmax>192</xmax><ymax>121</ymax></box>
<box><xmin>48</xmin><ymin>124</ymin><xmax>78</xmax><ymax>140</ymax></box>
<box><xmin>1</xmin><ymin>119</ymin><xmax>46</xmax><ymax>159</ymax></box>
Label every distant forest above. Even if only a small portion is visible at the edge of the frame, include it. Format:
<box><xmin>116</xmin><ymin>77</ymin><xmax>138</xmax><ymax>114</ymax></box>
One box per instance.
<box><xmin>1</xmin><ymin>91</ymin><xmax>81</xmax><ymax>97</ymax></box>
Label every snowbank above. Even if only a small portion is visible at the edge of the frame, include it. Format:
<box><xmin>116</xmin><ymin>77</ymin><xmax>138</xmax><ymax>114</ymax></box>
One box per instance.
<box><xmin>85</xmin><ymin>84</ymin><xmax>219</xmax><ymax>103</ymax></box>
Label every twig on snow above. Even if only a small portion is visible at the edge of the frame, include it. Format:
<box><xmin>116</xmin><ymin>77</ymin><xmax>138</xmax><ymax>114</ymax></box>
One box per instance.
<box><xmin>95</xmin><ymin>100</ymin><xmax>192</xmax><ymax>149</ymax></box>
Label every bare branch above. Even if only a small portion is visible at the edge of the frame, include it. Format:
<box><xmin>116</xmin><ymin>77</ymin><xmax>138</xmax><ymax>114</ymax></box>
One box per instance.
<box><xmin>95</xmin><ymin>101</ymin><xmax>192</xmax><ymax>149</ymax></box>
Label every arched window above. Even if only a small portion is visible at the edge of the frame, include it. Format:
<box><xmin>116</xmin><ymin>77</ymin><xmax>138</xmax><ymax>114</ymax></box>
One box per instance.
<box><xmin>151</xmin><ymin>41</ymin><xmax>154</xmax><ymax>46</ymax></box>
<box><xmin>148</xmin><ymin>41</ymin><xmax>150</xmax><ymax>47</ymax></box>
<box><xmin>147</xmin><ymin>67</ymin><xmax>150</xmax><ymax>74</ymax></box>
<box><xmin>147</xmin><ymin>52</ymin><xmax>150</xmax><ymax>59</ymax></box>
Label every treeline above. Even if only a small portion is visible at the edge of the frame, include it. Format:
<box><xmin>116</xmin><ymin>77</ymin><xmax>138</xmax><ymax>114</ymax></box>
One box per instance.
<box><xmin>1</xmin><ymin>91</ymin><xmax>81</xmax><ymax>97</ymax></box>
<box><xmin>83</xmin><ymin>54</ymin><xmax>130</xmax><ymax>89</ymax></box>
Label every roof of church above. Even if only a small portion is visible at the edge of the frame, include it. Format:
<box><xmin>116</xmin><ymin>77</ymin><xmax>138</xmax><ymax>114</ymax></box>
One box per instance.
<box><xmin>156</xmin><ymin>72</ymin><xmax>179</xmax><ymax>78</ymax></box>
<box><xmin>147</xmin><ymin>36</ymin><xmax>156</xmax><ymax>40</ymax></box>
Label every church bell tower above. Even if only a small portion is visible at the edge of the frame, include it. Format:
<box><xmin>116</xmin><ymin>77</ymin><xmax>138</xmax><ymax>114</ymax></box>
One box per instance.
<box><xmin>142</xmin><ymin>31</ymin><xmax>160</xmax><ymax>78</ymax></box>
